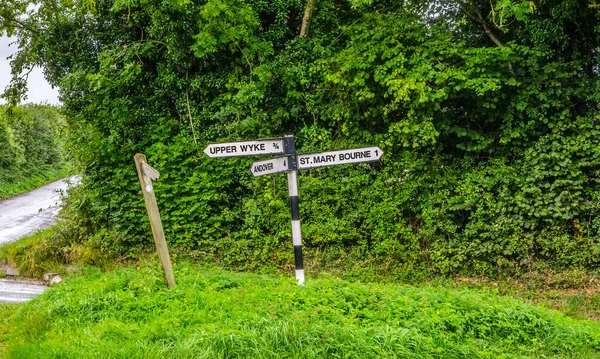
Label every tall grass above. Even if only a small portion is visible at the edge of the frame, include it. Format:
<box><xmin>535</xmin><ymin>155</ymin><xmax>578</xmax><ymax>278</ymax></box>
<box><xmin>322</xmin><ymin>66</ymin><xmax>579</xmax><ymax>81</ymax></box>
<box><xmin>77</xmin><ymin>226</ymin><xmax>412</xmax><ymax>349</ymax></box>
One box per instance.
<box><xmin>3</xmin><ymin>261</ymin><xmax>600</xmax><ymax>358</ymax></box>
<box><xmin>0</xmin><ymin>304</ymin><xmax>17</xmax><ymax>358</ymax></box>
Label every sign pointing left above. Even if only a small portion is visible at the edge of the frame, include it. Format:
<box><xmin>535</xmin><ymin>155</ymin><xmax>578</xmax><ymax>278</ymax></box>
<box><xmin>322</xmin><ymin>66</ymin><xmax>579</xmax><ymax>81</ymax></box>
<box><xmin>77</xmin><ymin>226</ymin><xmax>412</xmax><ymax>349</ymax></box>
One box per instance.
<box><xmin>204</xmin><ymin>139</ymin><xmax>285</xmax><ymax>158</ymax></box>
<box><xmin>251</xmin><ymin>156</ymin><xmax>289</xmax><ymax>177</ymax></box>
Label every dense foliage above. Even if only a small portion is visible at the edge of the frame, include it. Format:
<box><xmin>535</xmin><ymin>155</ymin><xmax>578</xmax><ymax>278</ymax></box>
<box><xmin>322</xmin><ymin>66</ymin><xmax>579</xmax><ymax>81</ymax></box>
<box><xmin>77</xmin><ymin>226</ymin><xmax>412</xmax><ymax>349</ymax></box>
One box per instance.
<box><xmin>4</xmin><ymin>262</ymin><xmax>600</xmax><ymax>358</ymax></box>
<box><xmin>0</xmin><ymin>105</ymin><xmax>66</xmax><ymax>198</ymax></box>
<box><xmin>2</xmin><ymin>0</ymin><xmax>600</xmax><ymax>277</ymax></box>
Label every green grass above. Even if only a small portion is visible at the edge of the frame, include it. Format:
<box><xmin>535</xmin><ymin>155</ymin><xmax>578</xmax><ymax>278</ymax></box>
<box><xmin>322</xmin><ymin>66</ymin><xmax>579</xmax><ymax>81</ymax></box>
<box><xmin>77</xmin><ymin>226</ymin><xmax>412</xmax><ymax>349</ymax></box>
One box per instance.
<box><xmin>0</xmin><ymin>304</ymin><xmax>18</xmax><ymax>357</ymax></box>
<box><xmin>0</xmin><ymin>231</ymin><xmax>43</xmax><ymax>259</ymax></box>
<box><xmin>0</xmin><ymin>165</ymin><xmax>70</xmax><ymax>200</ymax></box>
<box><xmin>0</xmin><ymin>228</ymin><xmax>68</xmax><ymax>278</ymax></box>
<box><xmin>3</xmin><ymin>261</ymin><xmax>600</xmax><ymax>358</ymax></box>
<box><xmin>442</xmin><ymin>274</ymin><xmax>600</xmax><ymax>322</ymax></box>
<box><xmin>0</xmin><ymin>227</ymin><xmax>124</xmax><ymax>279</ymax></box>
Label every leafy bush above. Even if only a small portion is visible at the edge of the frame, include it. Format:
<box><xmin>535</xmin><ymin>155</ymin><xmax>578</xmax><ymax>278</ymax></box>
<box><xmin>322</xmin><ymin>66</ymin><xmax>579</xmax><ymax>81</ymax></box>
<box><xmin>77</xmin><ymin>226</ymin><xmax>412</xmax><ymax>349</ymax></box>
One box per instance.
<box><xmin>4</xmin><ymin>0</ymin><xmax>600</xmax><ymax>277</ymax></box>
<box><xmin>0</xmin><ymin>105</ymin><xmax>67</xmax><ymax>198</ymax></box>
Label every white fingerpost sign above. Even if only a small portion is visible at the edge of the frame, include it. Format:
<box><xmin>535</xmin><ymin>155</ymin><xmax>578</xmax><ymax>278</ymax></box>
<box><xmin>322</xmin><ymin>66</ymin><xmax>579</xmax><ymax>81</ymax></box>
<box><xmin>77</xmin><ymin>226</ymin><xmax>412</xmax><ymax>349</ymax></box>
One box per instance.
<box><xmin>204</xmin><ymin>139</ymin><xmax>285</xmax><ymax>158</ymax></box>
<box><xmin>251</xmin><ymin>156</ymin><xmax>289</xmax><ymax>177</ymax></box>
<box><xmin>297</xmin><ymin>147</ymin><xmax>383</xmax><ymax>170</ymax></box>
<box><xmin>142</xmin><ymin>162</ymin><xmax>160</xmax><ymax>181</ymax></box>
<box><xmin>205</xmin><ymin>135</ymin><xmax>384</xmax><ymax>285</ymax></box>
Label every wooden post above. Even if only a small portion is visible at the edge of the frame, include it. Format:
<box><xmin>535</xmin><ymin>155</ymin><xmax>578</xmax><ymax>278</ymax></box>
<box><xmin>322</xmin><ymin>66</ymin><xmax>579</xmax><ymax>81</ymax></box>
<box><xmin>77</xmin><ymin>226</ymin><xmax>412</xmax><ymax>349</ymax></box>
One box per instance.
<box><xmin>134</xmin><ymin>153</ymin><xmax>176</xmax><ymax>288</ymax></box>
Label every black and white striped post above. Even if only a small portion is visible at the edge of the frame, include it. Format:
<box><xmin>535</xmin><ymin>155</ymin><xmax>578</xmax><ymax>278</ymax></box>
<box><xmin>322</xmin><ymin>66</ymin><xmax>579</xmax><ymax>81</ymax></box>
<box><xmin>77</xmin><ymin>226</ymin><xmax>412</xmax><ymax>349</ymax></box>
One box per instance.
<box><xmin>283</xmin><ymin>135</ymin><xmax>305</xmax><ymax>285</ymax></box>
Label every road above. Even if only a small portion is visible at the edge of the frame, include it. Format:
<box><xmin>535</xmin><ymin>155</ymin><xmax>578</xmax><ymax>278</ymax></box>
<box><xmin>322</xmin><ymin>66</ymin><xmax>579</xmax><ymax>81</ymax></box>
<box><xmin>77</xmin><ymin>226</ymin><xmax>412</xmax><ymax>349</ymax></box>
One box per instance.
<box><xmin>0</xmin><ymin>178</ymin><xmax>78</xmax><ymax>303</ymax></box>
<box><xmin>0</xmin><ymin>279</ymin><xmax>48</xmax><ymax>303</ymax></box>
<box><xmin>0</xmin><ymin>177</ymin><xmax>77</xmax><ymax>245</ymax></box>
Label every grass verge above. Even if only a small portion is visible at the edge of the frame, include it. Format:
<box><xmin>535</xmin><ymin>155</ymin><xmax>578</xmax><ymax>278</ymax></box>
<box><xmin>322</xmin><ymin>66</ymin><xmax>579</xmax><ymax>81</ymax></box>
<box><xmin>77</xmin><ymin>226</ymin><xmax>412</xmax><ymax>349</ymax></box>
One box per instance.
<box><xmin>5</xmin><ymin>228</ymin><xmax>600</xmax><ymax>324</ymax></box>
<box><xmin>0</xmin><ymin>165</ymin><xmax>70</xmax><ymax>200</ymax></box>
<box><xmin>0</xmin><ymin>304</ymin><xmax>17</xmax><ymax>358</ymax></box>
<box><xmin>2</xmin><ymin>260</ymin><xmax>600</xmax><ymax>358</ymax></box>
<box><xmin>0</xmin><ymin>226</ymin><xmax>125</xmax><ymax>280</ymax></box>
<box><xmin>0</xmin><ymin>228</ymin><xmax>67</xmax><ymax>277</ymax></box>
<box><xmin>444</xmin><ymin>274</ymin><xmax>600</xmax><ymax>322</ymax></box>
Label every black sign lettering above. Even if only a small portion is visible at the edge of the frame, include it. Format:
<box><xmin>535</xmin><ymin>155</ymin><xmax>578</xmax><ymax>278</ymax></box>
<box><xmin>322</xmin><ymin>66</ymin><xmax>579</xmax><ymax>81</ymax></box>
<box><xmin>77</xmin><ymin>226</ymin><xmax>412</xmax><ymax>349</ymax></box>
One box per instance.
<box><xmin>254</xmin><ymin>163</ymin><xmax>274</xmax><ymax>173</ymax></box>
<box><xmin>312</xmin><ymin>154</ymin><xmax>337</xmax><ymax>164</ymax></box>
<box><xmin>240</xmin><ymin>143</ymin><xmax>267</xmax><ymax>152</ymax></box>
<box><xmin>210</xmin><ymin>145</ymin><xmax>237</xmax><ymax>154</ymax></box>
<box><xmin>340</xmin><ymin>150</ymin><xmax>371</xmax><ymax>161</ymax></box>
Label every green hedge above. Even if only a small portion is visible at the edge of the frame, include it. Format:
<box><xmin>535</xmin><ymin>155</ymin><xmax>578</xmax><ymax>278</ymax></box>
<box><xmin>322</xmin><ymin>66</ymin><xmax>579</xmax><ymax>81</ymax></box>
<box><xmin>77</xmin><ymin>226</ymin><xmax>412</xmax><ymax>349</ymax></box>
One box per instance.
<box><xmin>0</xmin><ymin>105</ymin><xmax>66</xmax><ymax>198</ymax></box>
<box><xmin>7</xmin><ymin>0</ymin><xmax>600</xmax><ymax>277</ymax></box>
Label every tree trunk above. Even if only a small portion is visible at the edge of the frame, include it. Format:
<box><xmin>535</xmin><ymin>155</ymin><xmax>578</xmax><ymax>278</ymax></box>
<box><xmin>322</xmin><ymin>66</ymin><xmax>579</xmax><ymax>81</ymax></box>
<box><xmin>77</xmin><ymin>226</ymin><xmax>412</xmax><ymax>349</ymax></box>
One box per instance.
<box><xmin>300</xmin><ymin>0</ymin><xmax>317</xmax><ymax>37</ymax></box>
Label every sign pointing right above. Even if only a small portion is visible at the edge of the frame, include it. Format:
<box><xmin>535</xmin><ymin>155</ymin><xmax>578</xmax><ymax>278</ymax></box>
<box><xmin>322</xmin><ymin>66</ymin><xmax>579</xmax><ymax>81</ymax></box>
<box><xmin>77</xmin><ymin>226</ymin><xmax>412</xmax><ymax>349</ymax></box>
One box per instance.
<box><xmin>297</xmin><ymin>147</ymin><xmax>383</xmax><ymax>170</ymax></box>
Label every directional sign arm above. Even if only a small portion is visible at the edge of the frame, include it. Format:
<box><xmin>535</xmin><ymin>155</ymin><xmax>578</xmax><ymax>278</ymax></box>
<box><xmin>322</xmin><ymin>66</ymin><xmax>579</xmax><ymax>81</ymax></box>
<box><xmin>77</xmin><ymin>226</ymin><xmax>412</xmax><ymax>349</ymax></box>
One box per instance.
<box><xmin>204</xmin><ymin>139</ymin><xmax>285</xmax><ymax>158</ymax></box>
<box><xmin>250</xmin><ymin>156</ymin><xmax>289</xmax><ymax>177</ymax></box>
<box><xmin>297</xmin><ymin>147</ymin><xmax>383</xmax><ymax>170</ymax></box>
<box><xmin>142</xmin><ymin>162</ymin><xmax>160</xmax><ymax>181</ymax></box>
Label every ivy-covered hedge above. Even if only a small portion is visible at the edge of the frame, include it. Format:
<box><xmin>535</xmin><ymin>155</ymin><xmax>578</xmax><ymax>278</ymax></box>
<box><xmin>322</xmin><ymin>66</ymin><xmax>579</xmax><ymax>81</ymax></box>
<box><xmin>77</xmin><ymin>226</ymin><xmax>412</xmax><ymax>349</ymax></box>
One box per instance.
<box><xmin>4</xmin><ymin>0</ymin><xmax>600</xmax><ymax>277</ymax></box>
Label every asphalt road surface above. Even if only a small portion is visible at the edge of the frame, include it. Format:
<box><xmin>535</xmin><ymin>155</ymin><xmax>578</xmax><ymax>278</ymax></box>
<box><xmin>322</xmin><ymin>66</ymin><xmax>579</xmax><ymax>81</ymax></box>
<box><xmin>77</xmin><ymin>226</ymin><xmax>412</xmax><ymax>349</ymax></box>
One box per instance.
<box><xmin>0</xmin><ymin>279</ymin><xmax>47</xmax><ymax>303</ymax></box>
<box><xmin>0</xmin><ymin>177</ymin><xmax>77</xmax><ymax>245</ymax></box>
<box><xmin>0</xmin><ymin>178</ymin><xmax>79</xmax><ymax>303</ymax></box>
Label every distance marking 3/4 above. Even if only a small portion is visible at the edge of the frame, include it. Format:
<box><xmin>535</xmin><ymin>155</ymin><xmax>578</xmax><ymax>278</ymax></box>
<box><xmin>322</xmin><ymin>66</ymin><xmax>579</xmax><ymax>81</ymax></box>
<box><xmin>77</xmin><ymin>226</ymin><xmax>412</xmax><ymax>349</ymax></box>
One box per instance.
<box><xmin>297</xmin><ymin>147</ymin><xmax>383</xmax><ymax>170</ymax></box>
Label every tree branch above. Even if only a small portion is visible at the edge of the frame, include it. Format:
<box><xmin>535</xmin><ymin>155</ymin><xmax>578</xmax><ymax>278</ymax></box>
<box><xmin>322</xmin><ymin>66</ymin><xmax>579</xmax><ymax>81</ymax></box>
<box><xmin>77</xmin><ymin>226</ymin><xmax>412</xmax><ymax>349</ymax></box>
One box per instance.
<box><xmin>460</xmin><ymin>2</ymin><xmax>516</xmax><ymax>76</ymax></box>
<box><xmin>460</xmin><ymin>3</ymin><xmax>484</xmax><ymax>24</ymax></box>
<box><xmin>459</xmin><ymin>2</ymin><xmax>505</xmax><ymax>47</ymax></box>
<box><xmin>300</xmin><ymin>0</ymin><xmax>317</xmax><ymax>37</ymax></box>
<box><xmin>185</xmin><ymin>73</ymin><xmax>200</xmax><ymax>156</ymax></box>
<box><xmin>0</xmin><ymin>13</ymin><xmax>39</xmax><ymax>35</ymax></box>
<box><xmin>476</xmin><ymin>9</ymin><xmax>506</xmax><ymax>48</ymax></box>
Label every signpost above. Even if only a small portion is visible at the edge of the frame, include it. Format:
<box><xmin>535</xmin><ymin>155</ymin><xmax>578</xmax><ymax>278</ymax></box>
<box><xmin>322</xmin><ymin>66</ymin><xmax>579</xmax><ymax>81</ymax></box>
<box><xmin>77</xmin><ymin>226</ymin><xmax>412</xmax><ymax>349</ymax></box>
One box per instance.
<box><xmin>205</xmin><ymin>136</ymin><xmax>383</xmax><ymax>285</ymax></box>
<box><xmin>134</xmin><ymin>153</ymin><xmax>176</xmax><ymax>289</ymax></box>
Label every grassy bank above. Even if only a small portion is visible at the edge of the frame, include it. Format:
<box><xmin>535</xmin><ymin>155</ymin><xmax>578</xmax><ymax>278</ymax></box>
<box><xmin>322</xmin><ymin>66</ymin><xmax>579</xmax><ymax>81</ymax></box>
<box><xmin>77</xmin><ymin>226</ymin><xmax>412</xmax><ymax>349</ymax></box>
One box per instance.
<box><xmin>4</xmin><ymin>228</ymin><xmax>600</xmax><ymax>323</ymax></box>
<box><xmin>2</xmin><ymin>261</ymin><xmax>600</xmax><ymax>358</ymax></box>
<box><xmin>0</xmin><ymin>228</ymin><xmax>68</xmax><ymax>277</ymax></box>
<box><xmin>0</xmin><ymin>304</ymin><xmax>17</xmax><ymax>357</ymax></box>
<box><xmin>0</xmin><ymin>165</ymin><xmax>70</xmax><ymax>200</ymax></box>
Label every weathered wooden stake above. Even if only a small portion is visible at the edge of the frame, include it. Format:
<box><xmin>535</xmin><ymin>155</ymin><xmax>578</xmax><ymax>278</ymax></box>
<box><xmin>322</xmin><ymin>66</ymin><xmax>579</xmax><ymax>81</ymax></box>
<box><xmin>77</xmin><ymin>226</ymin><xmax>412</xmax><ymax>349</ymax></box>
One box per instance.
<box><xmin>134</xmin><ymin>153</ymin><xmax>176</xmax><ymax>288</ymax></box>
